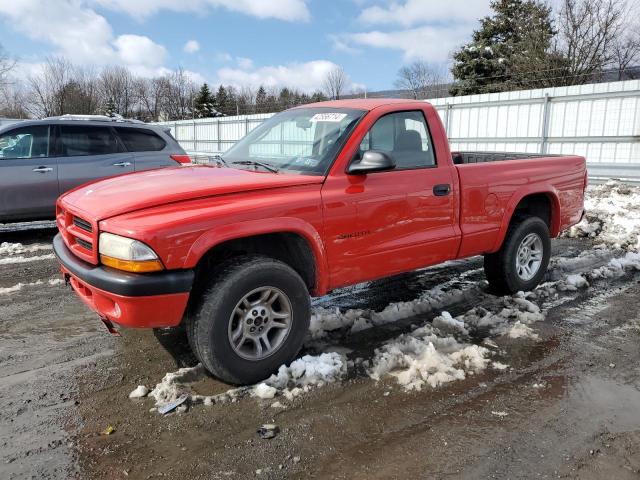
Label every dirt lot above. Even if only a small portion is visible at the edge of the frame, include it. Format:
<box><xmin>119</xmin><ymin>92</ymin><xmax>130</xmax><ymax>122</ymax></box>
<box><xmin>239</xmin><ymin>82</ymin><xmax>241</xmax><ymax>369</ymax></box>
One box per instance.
<box><xmin>1</xmin><ymin>214</ymin><xmax>640</xmax><ymax>479</ymax></box>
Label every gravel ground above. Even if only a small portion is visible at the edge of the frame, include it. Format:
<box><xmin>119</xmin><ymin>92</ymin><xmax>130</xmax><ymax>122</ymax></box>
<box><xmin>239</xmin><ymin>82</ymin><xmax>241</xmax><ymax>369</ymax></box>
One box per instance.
<box><xmin>1</xmin><ymin>225</ymin><xmax>639</xmax><ymax>480</ymax></box>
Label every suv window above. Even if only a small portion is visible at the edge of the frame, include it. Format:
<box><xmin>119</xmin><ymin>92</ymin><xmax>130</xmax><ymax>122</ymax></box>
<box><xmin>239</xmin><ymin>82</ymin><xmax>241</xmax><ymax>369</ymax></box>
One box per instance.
<box><xmin>355</xmin><ymin>110</ymin><xmax>435</xmax><ymax>169</ymax></box>
<box><xmin>0</xmin><ymin>125</ymin><xmax>49</xmax><ymax>159</ymax></box>
<box><xmin>57</xmin><ymin>125</ymin><xmax>121</xmax><ymax>157</ymax></box>
<box><xmin>116</xmin><ymin>128</ymin><xmax>166</xmax><ymax>152</ymax></box>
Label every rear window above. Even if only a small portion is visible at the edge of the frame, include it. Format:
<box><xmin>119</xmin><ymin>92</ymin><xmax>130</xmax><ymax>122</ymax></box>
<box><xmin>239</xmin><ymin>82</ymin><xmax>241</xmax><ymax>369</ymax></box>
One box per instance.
<box><xmin>57</xmin><ymin>125</ymin><xmax>121</xmax><ymax>157</ymax></box>
<box><xmin>116</xmin><ymin>128</ymin><xmax>166</xmax><ymax>152</ymax></box>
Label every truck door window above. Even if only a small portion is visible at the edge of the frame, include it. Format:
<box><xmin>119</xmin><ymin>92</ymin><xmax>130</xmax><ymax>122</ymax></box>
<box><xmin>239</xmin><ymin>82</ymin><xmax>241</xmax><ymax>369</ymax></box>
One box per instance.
<box><xmin>0</xmin><ymin>125</ymin><xmax>50</xmax><ymax>160</ymax></box>
<box><xmin>355</xmin><ymin>111</ymin><xmax>435</xmax><ymax>169</ymax></box>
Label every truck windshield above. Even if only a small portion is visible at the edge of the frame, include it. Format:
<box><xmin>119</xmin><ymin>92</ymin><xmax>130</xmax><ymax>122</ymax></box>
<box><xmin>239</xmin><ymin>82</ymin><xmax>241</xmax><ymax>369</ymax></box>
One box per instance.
<box><xmin>222</xmin><ymin>107</ymin><xmax>365</xmax><ymax>175</ymax></box>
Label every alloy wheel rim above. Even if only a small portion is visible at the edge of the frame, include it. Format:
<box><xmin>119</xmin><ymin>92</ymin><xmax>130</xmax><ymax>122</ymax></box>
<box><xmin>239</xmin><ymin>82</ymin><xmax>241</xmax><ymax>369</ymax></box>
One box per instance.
<box><xmin>227</xmin><ymin>286</ymin><xmax>292</xmax><ymax>361</ymax></box>
<box><xmin>515</xmin><ymin>232</ymin><xmax>544</xmax><ymax>281</ymax></box>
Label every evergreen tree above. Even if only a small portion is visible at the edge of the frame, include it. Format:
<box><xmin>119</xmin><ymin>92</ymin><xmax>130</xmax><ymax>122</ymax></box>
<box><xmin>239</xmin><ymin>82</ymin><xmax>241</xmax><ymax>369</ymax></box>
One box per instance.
<box><xmin>255</xmin><ymin>85</ymin><xmax>267</xmax><ymax>112</ymax></box>
<box><xmin>193</xmin><ymin>83</ymin><xmax>217</xmax><ymax>118</ymax></box>
<box><xmin>103</xmin><ymin>97</ymin><xmax>117</xmax><ymax>117</ymax></box>
<box><xmin>450</xmin><ymin>0</ymin><xmax>555</xmax><ymax>96</ymax></box>
<box><xmin>310</xmin><ymin>91</ymin><xmax>328</xmax><ymax>103</ymax></box>
<box><xmin>215</xmin><ymin>85</ymin><xmax>230</xmax><ymax>115</ymax></box>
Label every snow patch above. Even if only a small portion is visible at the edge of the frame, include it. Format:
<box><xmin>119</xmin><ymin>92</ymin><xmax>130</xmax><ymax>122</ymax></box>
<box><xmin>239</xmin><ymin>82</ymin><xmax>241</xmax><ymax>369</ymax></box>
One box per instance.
<box><xmin>507</xmin><ymin>321</ymin><xmax>540</xmax><ymax>340</ymax></box>
<box><xmin>252</xmin><ymin>383</ymin><xmax>277</xmax><ymax>400</ymax></box>
<box><xmin>129</xmin><ymin>385</ymin><xmax>149</xmax><ymax>398</ymax></box>
<box><xmin>265</xmin><ymin>352</ymin><xmax>347</xmax><ymax>391</ymax></box>
<box><xmin>0</xmin><ymin>254</ymin><xmax>55</xmax><ymax>265</ymax></box>
<box><xmin>0</xmin><ymin>242</ymin><xmax>51</xmax><ymax>256</ymax></box>
<box><xmin>0</xmin><ymin>278</ymin><xmax>65</xmax><ymax>295</ymax></box>
<box><xmin>368</xmin><ymin>324</ymin><xmax>490</xmax><ymax>391</ymax></box>
<box><xmin>565</xmin><ymin>181</ymin><xmax>640</xmax><ymax>251</ymax></box>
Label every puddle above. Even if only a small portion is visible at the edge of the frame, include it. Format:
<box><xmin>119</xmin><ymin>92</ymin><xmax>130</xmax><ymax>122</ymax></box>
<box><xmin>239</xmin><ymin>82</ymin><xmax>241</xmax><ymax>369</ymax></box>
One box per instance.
<box><xmin>568</xmin><ymin>376</ymin><xmax>640</xmax><ymax>433</ymax></box>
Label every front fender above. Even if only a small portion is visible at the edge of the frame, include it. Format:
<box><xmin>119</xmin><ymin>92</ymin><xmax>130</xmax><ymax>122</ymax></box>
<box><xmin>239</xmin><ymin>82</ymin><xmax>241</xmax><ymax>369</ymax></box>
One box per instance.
<box><xmin>184</xmin><ymin>217</ymin><xmax>329</xmax><ymax>295</ymax></box>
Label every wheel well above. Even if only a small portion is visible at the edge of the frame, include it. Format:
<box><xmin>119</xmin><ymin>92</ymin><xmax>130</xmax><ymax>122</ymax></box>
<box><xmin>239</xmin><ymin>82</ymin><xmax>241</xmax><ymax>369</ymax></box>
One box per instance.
<box><xmin>512</xmin><ymin>193</ymin><xmax>553</xmax><ymax>228</ymax></box>
<box><xmin>193</xmin><ymin>232</ymin><xmax>316</xmax><ymax>294</ymax></box>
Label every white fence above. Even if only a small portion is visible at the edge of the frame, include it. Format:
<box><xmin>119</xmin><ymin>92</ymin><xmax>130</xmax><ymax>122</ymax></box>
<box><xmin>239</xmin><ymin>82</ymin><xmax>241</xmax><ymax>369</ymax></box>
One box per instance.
<box><xmin>156</xmin><ymin>79</ymin><xmax>640</xmax><ymax>180</ymax></box>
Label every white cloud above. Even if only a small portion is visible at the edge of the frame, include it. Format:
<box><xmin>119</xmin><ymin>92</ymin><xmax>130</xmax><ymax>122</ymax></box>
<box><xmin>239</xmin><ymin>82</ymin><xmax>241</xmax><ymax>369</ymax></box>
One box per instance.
<box><xmin>236</xmin><ymin>57</ymin><xmax>254</xmax><ymax>70</ymax></box>
<box><xmin>92</xmin><ymin>0</ymin><xmax>311</xmax><ymax>22</ymax></box>
<box><xmin>183</xmin><ymin>40</ymin><xmax>200</xmax><ymax>54</ymax></box>
<box><xmin>0</xmin><ymin>0</ymin><xmax>167</xmax><ymax>72</ymax></box>
<box><xmin>113</xmin><ymin>35</ymin><xmax>167</xmax><ymax>67</ymax></box>
<box><xmin>358</xmin><ymin>0</ymin><xmax>491</xmax><ymax>27</ymax></box>
<box><xmin>333</xmin><ymin>0</ymin><xmax>492</xmax><ymax>62</ymax></box>
<box><xmin>334</xmin><ymin>24</ymin><xmax>473</xmax><ymax>62</ymax></box>
<box><xmin>216</xmin><ymin>60</ymin><xmax>358</xmax><ymax>93</ymax></box>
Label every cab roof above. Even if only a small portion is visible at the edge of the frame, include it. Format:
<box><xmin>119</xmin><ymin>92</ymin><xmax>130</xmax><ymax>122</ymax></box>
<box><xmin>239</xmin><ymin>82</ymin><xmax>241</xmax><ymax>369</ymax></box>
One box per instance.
<box><xmin>294</xmin><ymin>98</ymin><xmax>431</xmax><ymax>111</ymax></box>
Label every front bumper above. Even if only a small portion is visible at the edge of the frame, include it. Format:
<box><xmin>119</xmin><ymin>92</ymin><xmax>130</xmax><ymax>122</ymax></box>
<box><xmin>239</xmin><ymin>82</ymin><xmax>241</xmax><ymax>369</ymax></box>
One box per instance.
<box><xmin>53</xmin><ymin>234</ymin><xmax>194</xmax><ymax>328</ymax></box>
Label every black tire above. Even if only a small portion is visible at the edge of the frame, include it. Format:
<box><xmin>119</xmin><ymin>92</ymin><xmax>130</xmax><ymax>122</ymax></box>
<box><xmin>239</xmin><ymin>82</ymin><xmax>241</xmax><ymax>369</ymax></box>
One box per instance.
<box><xmin>484</xmin><ymin>216</ymin><xmax>551</xmax><ymax>295</ymax></box>
<box><xmin>185</xmin><ymin>255</ymin><xmax>310</xmax><ymax>385</ymax></box>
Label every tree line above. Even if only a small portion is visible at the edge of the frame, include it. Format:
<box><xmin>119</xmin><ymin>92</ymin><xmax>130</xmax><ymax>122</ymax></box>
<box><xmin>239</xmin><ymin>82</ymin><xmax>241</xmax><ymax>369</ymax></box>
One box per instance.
<box><xmin>1</xmin><ymin>0</ymin><xmax>638</xmax><ymax>119</ymax></box>
<box><xmin>397</xmin><ymin>0</ymin><xmax>640</xmax><ymax>98</ymax></box>
<box><xmin>0</xmin><ymin>54</ymin><xmax>335</xmax><ymax>121</ymax></box>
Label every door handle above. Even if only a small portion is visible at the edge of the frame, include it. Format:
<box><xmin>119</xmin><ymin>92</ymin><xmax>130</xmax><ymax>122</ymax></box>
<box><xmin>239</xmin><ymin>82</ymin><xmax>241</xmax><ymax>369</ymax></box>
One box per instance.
<box><xmin>433</xmin><ymin>184</ymin><xmax>451</xmax><ymax>196</ymax></box>
<box><xmin>32</xmin><ymin>166</ymin><xmax>53</xmax><ymax>173</ymax></box>
<box><xmin>112</xmin><ymin>162</ymin><xmax>132</xmax><ymax>167</ymax></box>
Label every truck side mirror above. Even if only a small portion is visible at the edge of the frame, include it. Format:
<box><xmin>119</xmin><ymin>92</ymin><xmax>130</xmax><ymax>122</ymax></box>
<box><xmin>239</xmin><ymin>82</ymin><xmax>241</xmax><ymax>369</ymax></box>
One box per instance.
<box><xmin>347</xmin><ymin>150</ymin><xmax>396</xmax><ymax>174</ymax></box>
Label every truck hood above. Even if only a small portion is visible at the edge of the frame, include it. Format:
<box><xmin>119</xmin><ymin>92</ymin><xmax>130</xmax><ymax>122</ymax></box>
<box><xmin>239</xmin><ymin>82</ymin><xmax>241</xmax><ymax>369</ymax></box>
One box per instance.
<box><xmin>60</xmin><ymin>165</ymin><xmax>324</xmax><ymax>220</ymax></box>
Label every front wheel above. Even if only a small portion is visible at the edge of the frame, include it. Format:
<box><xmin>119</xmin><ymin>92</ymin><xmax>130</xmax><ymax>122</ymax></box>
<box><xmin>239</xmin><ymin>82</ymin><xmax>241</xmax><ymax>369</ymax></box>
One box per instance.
<box><xmin>186</xmin><ymin>255</ymin><xmax>310</xmax><ymax>385</ymax></box>
<box><xmin>484</xmin><ymin>216</ymin><xmax>551</xmax><ymax>295</ymax></box>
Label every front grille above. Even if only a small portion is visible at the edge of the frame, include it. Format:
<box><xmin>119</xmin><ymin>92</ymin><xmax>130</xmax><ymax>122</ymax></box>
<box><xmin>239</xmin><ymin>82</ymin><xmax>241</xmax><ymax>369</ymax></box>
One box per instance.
<box><xmin>75</xmin><ymin>237</ymin><xmax>92</xmax><ymax>251</ymax></box>
<box><xmin>58</xmin><ymin>205</ymin><xmax>99</xmax><ymax>265</ymax></box>
<box><xmin>73</xmin><ymin>216</ymin><xmax>93</xmax><ymax>233</ymax></box>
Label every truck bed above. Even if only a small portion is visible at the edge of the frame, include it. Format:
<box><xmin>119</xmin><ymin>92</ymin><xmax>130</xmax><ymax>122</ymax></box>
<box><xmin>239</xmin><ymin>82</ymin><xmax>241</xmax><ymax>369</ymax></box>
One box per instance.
<box><xmin>452</xmin><ymin>151</ymin><xmax>559</xmax><ymax>165</ymax></box>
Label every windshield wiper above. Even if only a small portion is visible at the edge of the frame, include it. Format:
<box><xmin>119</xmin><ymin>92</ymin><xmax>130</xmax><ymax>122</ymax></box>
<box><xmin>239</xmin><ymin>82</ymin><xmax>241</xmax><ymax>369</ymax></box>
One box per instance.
<box><xmin>231</xmin><ymin>160</ymin><xmax>279</xmax><ymax>173</ymax></box>
<box><xmin>213</xmin><ymin>154</ymin><xmax>228</xmax><ymax>167</ymax></box>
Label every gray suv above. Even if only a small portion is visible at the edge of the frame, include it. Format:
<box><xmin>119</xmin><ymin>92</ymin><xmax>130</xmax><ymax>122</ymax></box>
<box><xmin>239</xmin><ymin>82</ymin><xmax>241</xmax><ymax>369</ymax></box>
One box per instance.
<box><xmin>0</xmin><ymin>116</ymin><xmax>189</xmax><ymax>222</ymax></box>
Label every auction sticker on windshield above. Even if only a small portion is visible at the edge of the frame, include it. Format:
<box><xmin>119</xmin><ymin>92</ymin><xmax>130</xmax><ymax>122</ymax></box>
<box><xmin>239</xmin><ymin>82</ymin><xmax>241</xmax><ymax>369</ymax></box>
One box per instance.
<box><xmin>311</xmin><ymin>113</ymin><xmax>348</xmax><ymax>122</ymax></box>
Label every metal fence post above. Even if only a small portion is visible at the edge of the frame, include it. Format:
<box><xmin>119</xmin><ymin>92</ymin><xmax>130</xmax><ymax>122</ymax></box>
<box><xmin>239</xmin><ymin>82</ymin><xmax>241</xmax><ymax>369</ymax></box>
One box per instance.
<box><xmin>444</xmin><ymin>103</ymin><xmax>452</xmax><ymax>135</ymax></box>
<box><xmin>540</xmin><ymin>94</ymin><xmax>552</xmax><ymax>154</ymax></box>
<box><xmin>217</xmin><ymin>119</ymin><xmax>221</xmax><ymax>153</ymax></box>
<box><xmin>193</xmin><ymin>119</ymin><xmax>197</xmax><ymax>152</ymax></box>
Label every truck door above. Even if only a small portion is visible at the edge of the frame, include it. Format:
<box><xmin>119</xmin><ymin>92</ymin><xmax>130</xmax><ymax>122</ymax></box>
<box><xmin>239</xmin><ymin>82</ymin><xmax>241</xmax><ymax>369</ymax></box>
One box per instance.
<box><xmin>321</xmin><ymin>109</ymin><xmax>458</xmax><ymax>289</ymax></box>
<box><xmin>54</xmin><ymin>124</ymin><xmax>134</xmax><ymax>194</ymax></box>
<box><xmin>0</xmin><ymin>124</ymin><xmax>59</xmax><ymax>221</ymax></box>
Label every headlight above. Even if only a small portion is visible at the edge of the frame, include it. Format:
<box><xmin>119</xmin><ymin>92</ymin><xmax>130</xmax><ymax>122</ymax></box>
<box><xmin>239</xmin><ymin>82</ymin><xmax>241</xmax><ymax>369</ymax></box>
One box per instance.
<box><xmin>99</xmin><ymin>232</ymin><xmax>163</xmax><ymax>273</ymax></box>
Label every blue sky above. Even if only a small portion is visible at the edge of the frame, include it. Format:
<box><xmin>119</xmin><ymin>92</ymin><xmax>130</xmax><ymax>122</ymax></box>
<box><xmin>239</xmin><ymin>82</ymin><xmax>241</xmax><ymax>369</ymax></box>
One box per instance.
<box><xmin>0</xmin><ymin>0</ymin><xmax>493</xmax><ymax>93</ymax></box>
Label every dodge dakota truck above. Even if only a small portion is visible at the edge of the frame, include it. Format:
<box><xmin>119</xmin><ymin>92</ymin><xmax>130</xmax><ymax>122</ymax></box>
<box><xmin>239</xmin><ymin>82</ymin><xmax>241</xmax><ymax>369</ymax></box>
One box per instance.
<box><xmin>53</xmin><ymin>99</ymin><xmax>587</xmax><ymax>384</ymax></box>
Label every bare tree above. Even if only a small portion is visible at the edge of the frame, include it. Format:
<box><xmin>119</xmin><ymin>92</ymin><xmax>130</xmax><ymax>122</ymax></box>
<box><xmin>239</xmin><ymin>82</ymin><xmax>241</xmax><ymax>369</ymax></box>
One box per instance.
<box><xmin>162</xmin><ymin>68</ymin><xmax>197</xmax><ymax>120</ymax></box>
<box><xmin>0</xmin><ymin>44</ymin><xmax>16</xmax><ymax>88</ymax></box>
<box><xmin>99</xmin><ymin>65</ymin><xmax>135</xmax><ymax>117</ymax></box>
<box><xmin>323</xmin><ymin>66</ymin><xmax>347</xmax><ymax>100</ymax></box>
<box><xmin>554</xmin><ymin>0</ymin><xmax>627</xmax><ymax>84</ymax></box>
<box><xmin>27</xmin><ymin>57</ymin><xmax>74</xmax><ymax>117</ymax></box>
<box><xmin>134</xmin><ymin>76</ymin><xmax>169</xmax><ymax>122</ymax></box>
<box><xmin>394</xmin><ymin>62</ymin><xmax>445</xmax><ymax>99</ymax></box>
<box><xmin>613</xmin><ymin>31</ymin><xmax>640</xmax><ymax>79</ymax></box>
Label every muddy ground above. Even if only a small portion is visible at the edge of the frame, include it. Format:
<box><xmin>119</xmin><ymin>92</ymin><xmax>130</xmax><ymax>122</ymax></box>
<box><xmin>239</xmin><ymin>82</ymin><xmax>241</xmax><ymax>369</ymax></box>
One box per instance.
<box><xmin>1</xmin><ymin>225</ymin><xmax>639</xmax><ymax>480</ymax></box>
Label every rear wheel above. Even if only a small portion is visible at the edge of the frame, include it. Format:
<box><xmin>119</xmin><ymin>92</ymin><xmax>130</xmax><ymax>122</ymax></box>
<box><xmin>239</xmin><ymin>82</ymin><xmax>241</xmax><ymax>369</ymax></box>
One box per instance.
<box><xmin>186</xmin><ymin>255</ymin><xmax>310</xmax><ymax>385</ymax></box>
<box><xmin>484</xmin><ymin>216</ymin><xmax>551</xmax><ymax>295</ymax></box>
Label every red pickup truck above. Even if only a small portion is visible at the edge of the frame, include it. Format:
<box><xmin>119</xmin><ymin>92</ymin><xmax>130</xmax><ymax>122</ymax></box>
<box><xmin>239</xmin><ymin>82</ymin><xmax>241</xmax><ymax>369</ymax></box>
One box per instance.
<box><xmin>53</xmin><ymin>99</ymin><xmax>586</xmax><ymax>384</ymax></box>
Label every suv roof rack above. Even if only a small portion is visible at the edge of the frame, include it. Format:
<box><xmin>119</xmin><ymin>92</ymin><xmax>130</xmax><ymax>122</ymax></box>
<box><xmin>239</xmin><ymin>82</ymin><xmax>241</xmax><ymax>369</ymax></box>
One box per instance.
<box><xmin>44</xmin><ymin>114</ymin><xmax>146</xmax><ymax>124</ymax></box>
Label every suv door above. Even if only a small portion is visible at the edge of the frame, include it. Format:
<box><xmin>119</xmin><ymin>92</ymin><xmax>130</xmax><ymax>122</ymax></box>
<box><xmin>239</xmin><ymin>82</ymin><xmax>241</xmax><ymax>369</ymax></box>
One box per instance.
<box><xmin>0</xmin><ymin>124</ymin><xmax>58</xmax><ymax>221</ymax></box>
<box><xmin>54</xmin><ymin>124</ymin><xmax>134</xmax><ymax>193</ymax></box>
<box><xmin>114</xmin><ymin>127</ymin><xmax>174</xmax><ymax>171</ymax></box>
